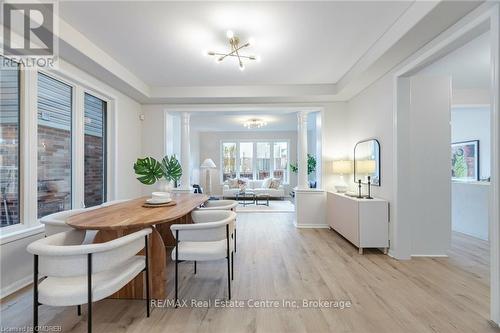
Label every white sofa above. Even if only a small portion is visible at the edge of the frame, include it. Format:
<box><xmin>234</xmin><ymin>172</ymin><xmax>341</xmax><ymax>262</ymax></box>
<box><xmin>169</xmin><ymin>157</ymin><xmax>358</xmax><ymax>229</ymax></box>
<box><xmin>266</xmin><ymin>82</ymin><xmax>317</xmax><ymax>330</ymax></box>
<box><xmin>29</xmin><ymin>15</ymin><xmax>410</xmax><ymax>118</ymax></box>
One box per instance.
<box><xmin>223</xmin><ymin>179</ymin><xmax>285</xmax><ymax>199</ymax></box>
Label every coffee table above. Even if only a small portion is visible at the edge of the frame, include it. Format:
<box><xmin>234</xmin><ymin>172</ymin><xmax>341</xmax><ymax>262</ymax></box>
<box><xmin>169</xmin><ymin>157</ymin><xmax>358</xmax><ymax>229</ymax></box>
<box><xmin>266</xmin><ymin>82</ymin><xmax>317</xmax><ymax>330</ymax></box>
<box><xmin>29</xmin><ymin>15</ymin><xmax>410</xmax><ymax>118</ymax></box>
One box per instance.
<box><xmin>236</xmin><ymin>191</ymin><xmax>255</xmax><ymax>206</ymax></box>
<box><xmin>256</xmin><ymin>193</ymin><xmax>270</xmax><ymax>206</ymax></box>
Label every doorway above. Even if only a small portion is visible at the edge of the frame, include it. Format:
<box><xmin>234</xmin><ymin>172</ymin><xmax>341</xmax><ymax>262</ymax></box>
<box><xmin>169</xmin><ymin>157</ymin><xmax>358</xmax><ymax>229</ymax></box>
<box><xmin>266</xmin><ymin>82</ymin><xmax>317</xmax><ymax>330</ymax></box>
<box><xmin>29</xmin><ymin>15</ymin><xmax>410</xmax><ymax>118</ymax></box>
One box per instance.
<box><xmin>393</xmin><ymin>4</ymin><xmax>500</xmax><ymax>325</ymax></box>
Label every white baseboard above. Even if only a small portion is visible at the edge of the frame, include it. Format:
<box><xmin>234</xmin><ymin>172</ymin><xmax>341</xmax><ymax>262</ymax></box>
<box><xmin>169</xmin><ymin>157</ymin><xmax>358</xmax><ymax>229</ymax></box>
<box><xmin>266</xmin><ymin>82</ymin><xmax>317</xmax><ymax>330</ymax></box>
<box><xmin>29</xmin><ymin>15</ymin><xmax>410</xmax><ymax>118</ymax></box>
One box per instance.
<box><xmin>411</xmin><ymin>254</ymin><xmax>449</xmax><ymax>258</ymax></box>
<box><xmin>294</xmin><ymin>223</ymin><xmax>330</xmax><ymax>229</ymax></box>
<box><xmin>1</xmin><ymin>274</ymin><xmax>31</xmax><ymax>299</ymax></box>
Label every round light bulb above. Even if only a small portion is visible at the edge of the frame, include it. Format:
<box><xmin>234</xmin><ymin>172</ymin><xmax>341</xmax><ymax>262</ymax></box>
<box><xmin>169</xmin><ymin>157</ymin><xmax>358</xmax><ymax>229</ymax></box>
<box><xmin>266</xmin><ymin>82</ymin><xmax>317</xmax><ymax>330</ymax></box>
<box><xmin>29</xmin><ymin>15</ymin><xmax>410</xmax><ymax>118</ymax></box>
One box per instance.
<box><xmin>239</xmin><ymin>64</ymin><xmax>245</xmax><ymax>71</ymax></box>
<box><xmin>248</xmin><ymin>37</ymin><xmax>256</xmax><ymax>46</ymax></box>
<box><xmin>226</xmin><ymin>30</ymin><xmax>234</xmax><ymax>39</ymax></box>
<box><xmin>255</xmin><ymin>55</ymin><xmax>261</xmax><ymax>62</ymax></box>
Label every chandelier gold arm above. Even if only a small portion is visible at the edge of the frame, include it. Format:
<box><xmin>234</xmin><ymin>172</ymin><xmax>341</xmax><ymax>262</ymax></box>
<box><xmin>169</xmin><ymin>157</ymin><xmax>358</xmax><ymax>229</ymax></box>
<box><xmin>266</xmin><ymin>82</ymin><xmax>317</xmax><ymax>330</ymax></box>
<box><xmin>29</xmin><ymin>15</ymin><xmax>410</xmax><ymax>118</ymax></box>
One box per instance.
<box><xmin>207</xmin><ymin>33</ymin><xmax>257</xmax><ymax>68</ymax></box>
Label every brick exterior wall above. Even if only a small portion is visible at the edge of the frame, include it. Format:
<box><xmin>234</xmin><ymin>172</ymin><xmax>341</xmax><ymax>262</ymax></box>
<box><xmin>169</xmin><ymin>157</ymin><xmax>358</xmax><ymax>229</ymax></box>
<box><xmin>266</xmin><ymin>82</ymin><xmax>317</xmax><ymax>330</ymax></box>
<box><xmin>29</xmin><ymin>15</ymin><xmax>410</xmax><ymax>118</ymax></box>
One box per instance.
<box><xmin>84</xmin><ymin>134</ymin><xmax>105</xmax><ymax>207</ymax></box>
<box><xmin>37</xmin><ymin>125</ymin><xmax>72</xmax><ymax>218</ymax></box>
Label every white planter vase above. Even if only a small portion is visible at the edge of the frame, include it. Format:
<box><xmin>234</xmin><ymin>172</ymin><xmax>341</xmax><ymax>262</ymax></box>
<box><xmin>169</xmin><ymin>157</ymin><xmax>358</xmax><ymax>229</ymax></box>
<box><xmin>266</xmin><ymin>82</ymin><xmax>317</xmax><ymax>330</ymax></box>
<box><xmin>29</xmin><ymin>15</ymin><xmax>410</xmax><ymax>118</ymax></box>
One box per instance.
<box><xmin>156</xmin><ymin>179</ymin><xmax>173</xmax><ymax>192</ymax></box>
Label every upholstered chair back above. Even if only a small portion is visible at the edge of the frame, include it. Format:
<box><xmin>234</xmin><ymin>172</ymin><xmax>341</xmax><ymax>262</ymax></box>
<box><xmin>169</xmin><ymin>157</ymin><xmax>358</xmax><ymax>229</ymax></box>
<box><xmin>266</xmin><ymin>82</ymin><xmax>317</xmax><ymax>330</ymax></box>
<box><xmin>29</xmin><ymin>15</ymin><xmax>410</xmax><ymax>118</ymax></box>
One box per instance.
<box><xmin>27</xmin><ymin>229</ymin><xmax>151</xmax><ymax>277</ymax></box>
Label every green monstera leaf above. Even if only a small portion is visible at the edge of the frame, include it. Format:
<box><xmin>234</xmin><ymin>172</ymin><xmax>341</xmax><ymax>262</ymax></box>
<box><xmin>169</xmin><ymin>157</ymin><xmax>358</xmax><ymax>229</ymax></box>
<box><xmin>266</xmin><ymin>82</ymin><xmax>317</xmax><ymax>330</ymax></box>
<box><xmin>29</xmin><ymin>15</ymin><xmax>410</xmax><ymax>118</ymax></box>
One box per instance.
<box><xmin>161</xmin><ymin>155</ymin><xmax>183</xmax><ymax>182</ymax></box>
<box><xmin>133</xmin><ymin>157</ymin><xmax>164</xmax><ymax>185</ymax></box>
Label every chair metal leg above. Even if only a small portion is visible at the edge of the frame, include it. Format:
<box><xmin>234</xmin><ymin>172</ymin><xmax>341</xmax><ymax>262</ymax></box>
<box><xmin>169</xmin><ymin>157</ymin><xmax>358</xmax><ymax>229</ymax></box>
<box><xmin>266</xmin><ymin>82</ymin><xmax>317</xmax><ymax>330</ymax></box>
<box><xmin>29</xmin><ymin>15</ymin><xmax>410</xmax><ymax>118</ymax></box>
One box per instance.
<box><xmin>33</xmin><ymin>255</ymin><xmax>38</xmax><ymax>332</ymax></box>
<box><xmin>234</xmin><ymin>228</ymin><xmax>237</xmax><ymax>253</ymax></box>
<box><xmin>87</xmin><ymin>253</ymin><xmax>92</xmax><ymax>333</ymax></box>
<box><xmin>194</xmin><ymin>261</ymin><xmax>197</xmax><ymax>274</ymax></box>
<box><xmin>77</xmin><ymin>305</ymin><xmax>81</xmax><ymax>316</ymax></box>
<box><xmin>175</xmin><ymin>230</ymin><xmax>179</xmax><ymax>308</ymax></box>
<box><xmin>231</xmin><ymin>252</ymin><xmax>234</xmax><ymax>281</ymax></box>
<box><xmin>226</xmin><ymin>225</ymin><xmax>231</xmax><ymax>300</ymax></box>
<box><xmin>145</xmin><ymin>235</ymin><xmax>150</xmax><ymax>317</ymax></box>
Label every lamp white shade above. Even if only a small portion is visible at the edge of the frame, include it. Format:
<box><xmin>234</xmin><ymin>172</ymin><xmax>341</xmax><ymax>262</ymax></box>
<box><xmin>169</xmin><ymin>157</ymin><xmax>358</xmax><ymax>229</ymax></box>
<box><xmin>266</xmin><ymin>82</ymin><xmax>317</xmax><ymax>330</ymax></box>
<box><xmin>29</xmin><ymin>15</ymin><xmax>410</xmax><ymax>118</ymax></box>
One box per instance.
<box><xmin>332</xmin><ymin>160</ymin><xmax>353</xmax><ymax>175</ymax></box>
<box><xmin>356</xmin><ymin>159</ymin><xmax>376</xmax><ymax>174</ymax></box>
<box><xmin>200</xmin><ymin>158</ymin><xmax>216</xmax><ymax>169</ymax></box>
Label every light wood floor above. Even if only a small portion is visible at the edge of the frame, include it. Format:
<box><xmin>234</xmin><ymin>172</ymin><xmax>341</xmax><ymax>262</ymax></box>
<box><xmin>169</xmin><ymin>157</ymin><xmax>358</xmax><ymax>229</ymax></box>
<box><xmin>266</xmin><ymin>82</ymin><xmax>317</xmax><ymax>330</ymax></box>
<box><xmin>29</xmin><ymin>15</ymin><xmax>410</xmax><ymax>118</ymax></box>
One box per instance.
<box><xmin>1</xmin><ymin>213</ymin><xmax>497</xmax><ymax>333</ymax></box>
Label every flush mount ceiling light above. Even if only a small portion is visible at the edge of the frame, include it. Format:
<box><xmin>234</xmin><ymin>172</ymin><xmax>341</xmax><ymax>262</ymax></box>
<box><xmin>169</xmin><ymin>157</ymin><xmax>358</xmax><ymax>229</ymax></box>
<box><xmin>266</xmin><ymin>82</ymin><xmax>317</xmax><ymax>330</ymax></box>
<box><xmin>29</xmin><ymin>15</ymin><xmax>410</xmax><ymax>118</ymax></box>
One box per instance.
<box><xmin>243</xmin><ymin>118</ymin><xmax>267</xmax><ymax>129</ymax></box>
<box><xmin>205</xmin><ymin>30</ymin><xmax>260</xmax><ymax>71</ymax></box>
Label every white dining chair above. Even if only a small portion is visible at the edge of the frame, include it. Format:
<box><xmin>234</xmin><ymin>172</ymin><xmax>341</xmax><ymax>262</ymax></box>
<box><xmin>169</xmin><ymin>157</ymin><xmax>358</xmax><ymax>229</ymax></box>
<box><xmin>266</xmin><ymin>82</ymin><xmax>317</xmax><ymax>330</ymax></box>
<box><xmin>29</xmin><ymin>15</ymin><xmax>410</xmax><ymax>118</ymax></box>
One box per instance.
<box><xmin>27</xmin><ymin>228</ymin><xmax>152</xmax><ymax>333</ymax></box>
<box><xmin>197</xmin><ymin>200</ymin><xmax>238</xmax><ymax>211</ymax></box>
<box><xmin>39</xmin><ymin>206</ymin><xmax>102</xmax><ymax>244</ymax></box>
<box><xmin>39</xmin><ymin>208</ymin><xmax>86</xmax><ymax>237</ymax></box>
<box><xmin>101</xmin><ymin>199</ymin><xmax>131</xmax><ymax>207</ymax></box>
<box><xmin>171</xmin><ymin>210</ymin><xmax>236</xmax><ymax>306</ymax></box>
<box><xmin>195</xmin><ymin>200</ymin><xmax>238</xmax><ymax>252</ymax></box>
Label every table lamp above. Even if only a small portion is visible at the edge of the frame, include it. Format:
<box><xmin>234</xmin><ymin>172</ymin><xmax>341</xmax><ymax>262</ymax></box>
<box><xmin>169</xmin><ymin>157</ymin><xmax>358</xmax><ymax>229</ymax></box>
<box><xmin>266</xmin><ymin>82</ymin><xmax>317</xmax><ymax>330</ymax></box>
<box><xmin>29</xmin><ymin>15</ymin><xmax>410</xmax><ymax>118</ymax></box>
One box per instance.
<box><xmin>200</xmin><ymin>158</ymin><xmax>217</xmax><ymax>196</ymax></box>
<box><xmin>355</xmin><ymin>159</ymin><xmax>376</xmax><ymax>199</ymax></box>
<box><xmin>332</xmin><ymin>160</ymin><xmax>352</xmax><ymax>193</ymax></box>
<box><xmin>356</xmin><ymin>159</ymin><xmax>376</xmax><ymax>175</ymax></box>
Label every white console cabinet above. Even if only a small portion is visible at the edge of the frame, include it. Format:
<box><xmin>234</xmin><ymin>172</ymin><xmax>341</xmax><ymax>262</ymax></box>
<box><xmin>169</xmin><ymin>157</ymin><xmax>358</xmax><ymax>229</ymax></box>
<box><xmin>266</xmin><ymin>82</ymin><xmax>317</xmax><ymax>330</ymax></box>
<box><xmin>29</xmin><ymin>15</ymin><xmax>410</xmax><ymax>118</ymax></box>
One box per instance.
<box><xmin>327</xmin><ymin>192</ymin><xmax>389</xmax><ymax>254</ymax></box>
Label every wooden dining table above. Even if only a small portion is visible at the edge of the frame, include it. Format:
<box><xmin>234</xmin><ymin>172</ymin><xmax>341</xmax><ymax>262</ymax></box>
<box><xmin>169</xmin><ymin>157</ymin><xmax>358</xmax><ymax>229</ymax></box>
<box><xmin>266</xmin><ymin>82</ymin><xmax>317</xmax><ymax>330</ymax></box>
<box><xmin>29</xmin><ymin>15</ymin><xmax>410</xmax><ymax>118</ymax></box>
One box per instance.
<box><xmin>66</xmin><ymin>193</ymin><xmax>209</xmax><ymax>300</ymax></box>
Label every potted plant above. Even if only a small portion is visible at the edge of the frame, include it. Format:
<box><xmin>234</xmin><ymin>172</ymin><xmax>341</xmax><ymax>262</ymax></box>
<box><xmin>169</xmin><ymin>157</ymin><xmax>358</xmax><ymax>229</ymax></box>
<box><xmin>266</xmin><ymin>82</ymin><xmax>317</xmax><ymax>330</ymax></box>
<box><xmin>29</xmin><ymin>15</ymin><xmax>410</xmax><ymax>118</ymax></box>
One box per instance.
<box><xmin>133</xmin><ymin>155</ymin><xmax>182</xmax><ymax>192</ymax></box>
<box><xmin>290</xmin><ymin>154</ymin><xmax>317</xmax><ymax>188</ymax></box>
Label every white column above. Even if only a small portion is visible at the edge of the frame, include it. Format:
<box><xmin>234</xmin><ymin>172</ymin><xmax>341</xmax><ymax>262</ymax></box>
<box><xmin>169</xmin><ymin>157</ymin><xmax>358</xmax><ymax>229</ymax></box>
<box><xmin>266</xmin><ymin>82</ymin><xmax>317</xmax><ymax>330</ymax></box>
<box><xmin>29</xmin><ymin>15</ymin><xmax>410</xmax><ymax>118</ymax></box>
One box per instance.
<box><xmin>180</xmin><ymin>112</ymin><xmax>191</xmax><ymax>190</ymax></box>
<box><xmin>297</xmin><ymin>111</ymin><xmax>309</xmax><ymax>189</ymax></box>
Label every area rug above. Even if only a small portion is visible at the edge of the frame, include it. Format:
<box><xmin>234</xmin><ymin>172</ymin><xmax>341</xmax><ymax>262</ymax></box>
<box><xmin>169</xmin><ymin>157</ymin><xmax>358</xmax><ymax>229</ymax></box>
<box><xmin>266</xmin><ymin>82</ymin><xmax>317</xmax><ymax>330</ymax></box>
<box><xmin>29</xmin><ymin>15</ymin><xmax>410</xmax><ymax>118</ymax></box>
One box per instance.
<box><xmin>235</xmin><ymin>200</ymin><xmax>295</xmax><ymax>213</ymax></box>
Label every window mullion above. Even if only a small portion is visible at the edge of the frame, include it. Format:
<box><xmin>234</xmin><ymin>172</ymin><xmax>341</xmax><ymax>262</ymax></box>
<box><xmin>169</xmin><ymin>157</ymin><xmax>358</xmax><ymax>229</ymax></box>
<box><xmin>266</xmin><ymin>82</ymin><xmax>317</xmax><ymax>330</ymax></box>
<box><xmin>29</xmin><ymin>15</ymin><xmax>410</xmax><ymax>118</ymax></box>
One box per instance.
<box><xmin>73</xmin><ymin>86</ymin><xmax>85</xmax><ymax>208</ymax></box>
<box><xmin>21</xmin><ymin>69</ymin><xmax>38</xmax><ymax>227</ymax></box>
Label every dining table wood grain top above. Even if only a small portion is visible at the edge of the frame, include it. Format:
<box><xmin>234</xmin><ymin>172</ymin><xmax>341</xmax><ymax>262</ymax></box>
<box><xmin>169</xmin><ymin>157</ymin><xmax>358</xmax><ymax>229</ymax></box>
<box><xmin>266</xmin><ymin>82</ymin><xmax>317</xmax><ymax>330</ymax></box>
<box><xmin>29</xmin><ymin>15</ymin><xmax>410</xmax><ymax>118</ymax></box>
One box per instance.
<box><xmin>66</xmin><ymin>193</ymin><xmax>209</xmax><ymax>231</ymax></box>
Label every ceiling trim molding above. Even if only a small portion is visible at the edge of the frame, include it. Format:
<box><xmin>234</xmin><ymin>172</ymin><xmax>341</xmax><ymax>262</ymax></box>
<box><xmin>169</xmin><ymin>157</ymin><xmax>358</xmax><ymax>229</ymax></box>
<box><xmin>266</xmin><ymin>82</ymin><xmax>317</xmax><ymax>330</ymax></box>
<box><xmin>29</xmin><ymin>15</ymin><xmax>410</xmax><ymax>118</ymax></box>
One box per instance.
<box><xmin>150</xmin><ymin>84</ymin><xmax>336</xmax><ymax>98</ymax></box>
<box><xmin>336</xmin><ymin>1</ymin><xmax>440</xmax><ymax>93</ymax></box>
<box><xmin>57</xmin><ymin>18</ymin><xmax>151</xmax><ymax>98</ymax></box>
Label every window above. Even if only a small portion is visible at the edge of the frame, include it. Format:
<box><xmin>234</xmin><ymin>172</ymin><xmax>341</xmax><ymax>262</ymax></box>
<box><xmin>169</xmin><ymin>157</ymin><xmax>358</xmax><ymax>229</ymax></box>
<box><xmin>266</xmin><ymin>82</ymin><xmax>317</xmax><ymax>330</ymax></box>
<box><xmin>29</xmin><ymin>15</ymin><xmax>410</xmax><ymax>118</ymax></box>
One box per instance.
<box><xmin>222</xmin><ymin>142</ymin><xmax>236</xmax><ymax>181</ymax></box>
<box><xmin>84</xmin><ymin>93</ymin><xmax>107</xmax><ymax>208</ymax></box>
<box><xmin>37</xmin><ymin>73</ymin><xmax>72</xmax><ymax>218</ymax></box>
<box><xmin>0</xmin><ymin>59</ymin><xmax>20</xmax><ymax>227</ymax></box>
<box><xmin>239</xmin><ymin>142</ymin><xmax>253</xmax><ymax>179</ymax></box>
<box><xmin>273</xmin><ymin>142</ymin><xmax>288</xmax><ymax>182</ymax></box>
<box><xmin>256</xmin><ymin>142</ymin><xmax>270</xmax><ymax>179</ymax></box>
<box><xmin>0</xmin><ymin>67</ymin><xmax>113</xmax><ymax>237</ymax></box>
<box><xmin>221</xmin><ymin>141</ymin><xmax>289</xmax><ymax>183</ymax></box>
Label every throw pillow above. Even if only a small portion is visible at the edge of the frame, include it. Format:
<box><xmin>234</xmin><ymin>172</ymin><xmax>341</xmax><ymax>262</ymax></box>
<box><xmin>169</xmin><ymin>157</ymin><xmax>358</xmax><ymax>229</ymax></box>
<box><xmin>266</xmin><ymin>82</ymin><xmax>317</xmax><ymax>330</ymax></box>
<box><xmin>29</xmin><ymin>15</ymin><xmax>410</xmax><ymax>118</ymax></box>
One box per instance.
<box><xmin>261</xmin><ymin>177</ymin><xmax>272</xmax><ymax>188</ymax></box>
<box><xmin>228</xmin><ymin>178</ymin><xmax>239</xmax><ymax>189</ymax></box>
<box><xmin>269</xmin><ymin>178</ymin><xmax>281</xmax><ymax>189</ymax></box>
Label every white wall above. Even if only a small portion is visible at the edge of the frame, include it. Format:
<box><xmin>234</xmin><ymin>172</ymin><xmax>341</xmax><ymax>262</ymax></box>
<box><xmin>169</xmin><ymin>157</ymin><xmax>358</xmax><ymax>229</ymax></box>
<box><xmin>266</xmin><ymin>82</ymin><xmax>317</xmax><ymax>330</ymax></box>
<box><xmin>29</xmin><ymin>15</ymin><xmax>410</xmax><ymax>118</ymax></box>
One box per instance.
<box><xmin>452</xmin><ymin>182</ymin><xmax>490</xmax><ymax>240</ymax></box>
<box><xmin>346</xmin><ymin>75</ymin><xmax>394</xmax><ymax>202</ymax></box>
<box><xmin>141</xmin><ymin>105</ymin><xmax>166</xmax><ymax>160</ymax></box>
<box><xmin>198</xmin><ymin>131</ymin><xmax>298</xmax><ymax>196</ymax></box>
<box><xmin>451</xmin><ymin>106</ymin><xmax>491</xmax><ymax>179</ymax></box>
<box><xmin>1</xmin><ymin>59</ymin><xmax>143</xmax><ymax>298</ymax></box>
<box><xmin>321</xmin><ymin>102</ymin><xmax>350</xmax><ymax>192</ymax></box>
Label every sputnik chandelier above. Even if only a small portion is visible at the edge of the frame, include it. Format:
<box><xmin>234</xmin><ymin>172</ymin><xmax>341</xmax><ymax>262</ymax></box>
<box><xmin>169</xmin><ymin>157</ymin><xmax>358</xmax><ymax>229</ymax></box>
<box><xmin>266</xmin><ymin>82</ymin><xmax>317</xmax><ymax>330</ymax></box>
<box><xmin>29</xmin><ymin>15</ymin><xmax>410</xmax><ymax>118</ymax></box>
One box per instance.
<box><xmin>243</xmin><ymin>119</ymin><xmax>267</xmax><ymax>129</ymax></box>
<box><xmin>206</xmin><ymin>30</ymin><xmax>259</xmax><ymax>71</ymax></box>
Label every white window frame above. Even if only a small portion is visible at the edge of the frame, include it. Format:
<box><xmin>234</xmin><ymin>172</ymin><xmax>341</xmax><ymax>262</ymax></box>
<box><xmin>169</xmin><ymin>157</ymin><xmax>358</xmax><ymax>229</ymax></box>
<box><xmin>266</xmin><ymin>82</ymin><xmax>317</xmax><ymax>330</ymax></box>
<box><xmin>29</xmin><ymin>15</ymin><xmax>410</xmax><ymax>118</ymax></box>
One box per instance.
<box><xmin>0</xmin><ymin>65</ymin><xmax>116</xmax><ymax>243</ymax></box>
<box><xmin>220</xmin><ymin>140</ymin><xmax>290</xmax><ymax>184</ymax></box>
